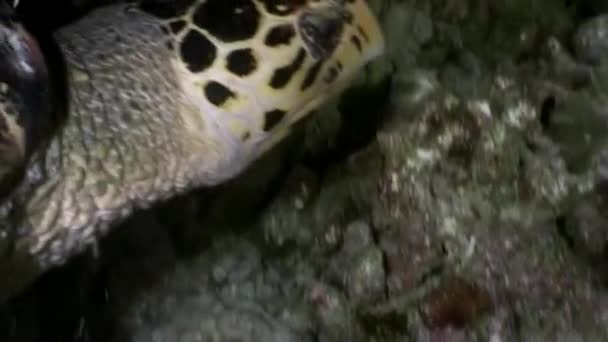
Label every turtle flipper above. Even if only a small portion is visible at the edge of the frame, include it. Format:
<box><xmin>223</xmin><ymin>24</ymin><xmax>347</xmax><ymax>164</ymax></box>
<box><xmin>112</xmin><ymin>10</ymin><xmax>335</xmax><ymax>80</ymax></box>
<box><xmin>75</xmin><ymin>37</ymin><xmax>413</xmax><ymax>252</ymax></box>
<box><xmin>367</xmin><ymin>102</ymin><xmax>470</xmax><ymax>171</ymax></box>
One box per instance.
<box><xmin>0</xmin><ymin>5</ymin><xmax>52</xmax><ymax>195</ymax></box>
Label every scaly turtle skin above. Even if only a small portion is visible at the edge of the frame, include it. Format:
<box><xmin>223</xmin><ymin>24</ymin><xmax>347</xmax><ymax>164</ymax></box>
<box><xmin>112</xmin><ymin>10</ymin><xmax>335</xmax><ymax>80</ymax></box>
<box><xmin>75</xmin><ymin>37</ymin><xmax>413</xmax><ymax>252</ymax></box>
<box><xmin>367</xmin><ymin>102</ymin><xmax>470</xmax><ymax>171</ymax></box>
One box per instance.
<box><xmin>0</xmin><ymin>0</ymin><xmax>384</xmax><ymax>301</ymax></box>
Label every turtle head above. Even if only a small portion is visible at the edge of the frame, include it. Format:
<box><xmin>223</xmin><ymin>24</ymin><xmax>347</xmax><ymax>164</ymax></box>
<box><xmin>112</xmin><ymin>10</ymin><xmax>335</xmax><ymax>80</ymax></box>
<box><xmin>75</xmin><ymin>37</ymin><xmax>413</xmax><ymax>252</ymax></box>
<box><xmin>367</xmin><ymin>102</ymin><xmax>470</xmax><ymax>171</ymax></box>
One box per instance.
<box><xmin>0</xmin><ymin>3</ymin><xmax>50</xmax><ymax>183</ymax></box>
<box><xmin>139</xmin><ymin>0</ymin><xmax>384</xmax><ymax>183</ymax></box>
<box><xmin>247</xmin><ymin>0</ymin><xmax>385</xmax><ymax>161</ymax></box>
<box><xmin>174</xmin><ymin>0</ymin><xmax>384</xmax><ymax>183</ymax></box>
<box><xmin>247</xmin><ymin>0</ymin><xmax>386</xmax><ymax>131</ymax></box>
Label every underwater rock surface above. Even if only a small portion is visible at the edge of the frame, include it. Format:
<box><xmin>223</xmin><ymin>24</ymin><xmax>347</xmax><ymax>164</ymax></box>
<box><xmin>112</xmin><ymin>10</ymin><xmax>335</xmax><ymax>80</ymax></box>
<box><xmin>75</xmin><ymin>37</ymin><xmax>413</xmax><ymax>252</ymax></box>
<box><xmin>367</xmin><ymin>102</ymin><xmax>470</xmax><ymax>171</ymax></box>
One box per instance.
<box><xmin>2</xmin><ymin>0</ymin><xmax>608</xmax><ymax>341</ymax></box>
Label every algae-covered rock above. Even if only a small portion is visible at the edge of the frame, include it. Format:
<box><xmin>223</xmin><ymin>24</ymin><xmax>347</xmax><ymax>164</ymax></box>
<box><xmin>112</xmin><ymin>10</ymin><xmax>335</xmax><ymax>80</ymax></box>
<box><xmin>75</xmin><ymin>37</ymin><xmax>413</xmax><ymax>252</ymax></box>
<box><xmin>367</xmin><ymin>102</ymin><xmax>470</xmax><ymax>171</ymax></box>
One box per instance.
<box><xmin>2</xmin><ymin>0</ymin><xmax>608</xmax><ymax>341</ymax></box>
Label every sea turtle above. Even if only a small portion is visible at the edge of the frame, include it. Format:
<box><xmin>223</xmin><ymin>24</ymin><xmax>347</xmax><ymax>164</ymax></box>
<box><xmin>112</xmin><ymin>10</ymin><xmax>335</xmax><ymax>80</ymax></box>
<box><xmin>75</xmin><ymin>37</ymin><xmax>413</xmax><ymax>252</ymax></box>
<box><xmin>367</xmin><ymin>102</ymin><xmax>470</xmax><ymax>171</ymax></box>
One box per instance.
<box><xmin>0</xmin><ymin>0</ymin><xmax>384</xmax><ymax>301</ymax></box>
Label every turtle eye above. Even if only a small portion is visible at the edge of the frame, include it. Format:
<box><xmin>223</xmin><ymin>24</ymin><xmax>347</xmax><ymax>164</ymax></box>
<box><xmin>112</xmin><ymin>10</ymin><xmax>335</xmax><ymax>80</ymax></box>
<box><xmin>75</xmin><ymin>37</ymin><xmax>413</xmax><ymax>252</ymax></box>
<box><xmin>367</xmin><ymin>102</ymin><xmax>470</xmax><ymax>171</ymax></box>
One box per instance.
<box><xmin>298</xmin><ymin>6</ymin><xmax>347</xmax><ymax>60</ymax></box>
